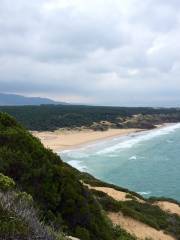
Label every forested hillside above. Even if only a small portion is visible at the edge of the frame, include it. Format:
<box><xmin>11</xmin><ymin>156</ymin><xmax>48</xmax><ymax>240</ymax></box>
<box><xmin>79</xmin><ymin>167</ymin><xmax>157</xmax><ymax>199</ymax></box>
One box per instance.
<box><xmin>0</xmin><ymin>112</ymin><xmax>136</xmax><ymax>240</ymax></box>
<box><xmin>1</xmin><ymin>105</ymin><xmax>180</xmax><ymax>131</ymax></box>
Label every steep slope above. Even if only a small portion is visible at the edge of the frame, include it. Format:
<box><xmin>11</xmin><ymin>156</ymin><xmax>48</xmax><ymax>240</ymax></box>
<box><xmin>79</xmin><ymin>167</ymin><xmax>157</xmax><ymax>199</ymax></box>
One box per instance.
<box><xmin>0</xmin><ymin>112</ymin><xmax>135</xmax><ymax>240</ymax></box>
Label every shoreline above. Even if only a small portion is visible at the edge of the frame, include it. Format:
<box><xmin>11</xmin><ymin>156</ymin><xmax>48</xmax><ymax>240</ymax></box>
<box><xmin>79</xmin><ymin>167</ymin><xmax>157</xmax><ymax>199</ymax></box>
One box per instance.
<box><xmin>32</xmin><ymin>123</ymin><xmax>174</xmax><ymax>152</ymax></box>
<box><xmin>32</xmin><ymin>128</ymin><xmax>144</xmax><ymax>152</ymax></box>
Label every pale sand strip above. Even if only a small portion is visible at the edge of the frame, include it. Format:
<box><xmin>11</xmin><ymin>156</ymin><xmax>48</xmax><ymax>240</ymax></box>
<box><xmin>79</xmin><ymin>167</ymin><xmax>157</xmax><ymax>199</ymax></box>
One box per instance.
<box><xmin>84</xmin><ymin>183</ymin><xmax>144</xmax><ymax>203</ymax></box>
<box><xmin>154</xmin><ymin>201</ymin><xmax>180</xmax><ymax>216</ymax></box>
<box><xmin>32</xmin><ymin>128</ymin><xmax>141</xmax><ymax>151</ymax></box>
<box><xmin>88</xmin><ymin>184</ymin><xmax>180</xmax><ymax>216</ymax></box>
<box><xmin>108</xmin><ymin>212</ymin><xmax>175</xmax><ymax>240</ymax></box>
<box><xmin>86</xmin><ymin>184</ymin><xmax>180</xmax><ymax>216</ymax></box>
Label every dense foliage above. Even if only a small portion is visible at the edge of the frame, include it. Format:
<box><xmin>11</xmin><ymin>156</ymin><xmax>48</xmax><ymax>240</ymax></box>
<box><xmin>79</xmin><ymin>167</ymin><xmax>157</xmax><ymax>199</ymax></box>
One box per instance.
<box><xmin>0</xmin><ymin>173</ymin><xmax>69</xmax><ymax>240</ymax></box>
<box><xmin>0</xmin><ymin>112</ymin><xmax>136</xmax><ymax>240</ymax></box>
<box><xmin>1</xmin><ymin>105</ymin><xmax>180</xmax><ymax>131</ymax></box>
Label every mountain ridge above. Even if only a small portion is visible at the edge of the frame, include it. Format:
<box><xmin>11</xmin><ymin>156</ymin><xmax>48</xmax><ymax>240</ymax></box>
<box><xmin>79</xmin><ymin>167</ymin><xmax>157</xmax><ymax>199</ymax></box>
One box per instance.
<box><xmin>0</xmin><ymin>93</ymin><xmax>68</xmax><ymax>106</ymax></box>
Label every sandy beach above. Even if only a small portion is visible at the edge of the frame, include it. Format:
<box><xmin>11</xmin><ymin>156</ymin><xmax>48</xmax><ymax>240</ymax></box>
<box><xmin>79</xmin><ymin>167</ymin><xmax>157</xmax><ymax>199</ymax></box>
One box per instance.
<box><xmin>32</xmin><ymin>128</ymin><xmax>142</xmax><ymax>151</ymax></box>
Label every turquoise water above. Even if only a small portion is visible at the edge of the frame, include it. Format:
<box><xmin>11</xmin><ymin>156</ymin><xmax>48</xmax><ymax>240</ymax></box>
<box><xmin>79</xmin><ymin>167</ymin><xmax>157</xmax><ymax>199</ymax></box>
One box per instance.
<box><xmin>60</xmin><ymin>124</ymin><xmax>180</xmax><ymax>200</ymax></box>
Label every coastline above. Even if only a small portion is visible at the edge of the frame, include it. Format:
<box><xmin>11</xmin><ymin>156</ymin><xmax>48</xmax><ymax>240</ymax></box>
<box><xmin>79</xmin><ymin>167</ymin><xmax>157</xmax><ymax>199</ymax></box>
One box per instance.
<box><xmin>32</xmin><ymin>128</ymin><xmax>144</xmax><ymax>152</ymax></box>
<box><xmin>32</xmin><ymin>123</ymin><xmax>175</xmax><ymax>152</ymax></box>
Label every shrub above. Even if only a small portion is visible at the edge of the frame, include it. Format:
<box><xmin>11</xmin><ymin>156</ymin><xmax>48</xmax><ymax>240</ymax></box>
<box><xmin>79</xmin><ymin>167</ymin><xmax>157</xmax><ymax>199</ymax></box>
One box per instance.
<box><xmin>75</xmin><ymin>226</ymin><xmax>90</xmax><ymax>240</ymax></box>
<box><xmin>0</xmin><ymin>173</ymin><xmax>15</xmax><ymax>191</ymax></box>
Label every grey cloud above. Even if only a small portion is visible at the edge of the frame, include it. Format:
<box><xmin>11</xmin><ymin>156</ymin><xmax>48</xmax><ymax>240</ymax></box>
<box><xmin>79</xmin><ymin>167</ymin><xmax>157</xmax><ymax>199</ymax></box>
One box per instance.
<box><xmin>0</xmin><ymin>0</ymin><xmax>180</xmax><ymax>106</ymax></box>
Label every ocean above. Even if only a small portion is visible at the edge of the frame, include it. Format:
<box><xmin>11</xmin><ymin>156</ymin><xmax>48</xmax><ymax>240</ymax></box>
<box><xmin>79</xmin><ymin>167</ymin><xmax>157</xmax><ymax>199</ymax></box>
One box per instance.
<box><xmin>59</xmin><ymin>123</ymin><xmax>180</xmax><ymax>201</ymax></box>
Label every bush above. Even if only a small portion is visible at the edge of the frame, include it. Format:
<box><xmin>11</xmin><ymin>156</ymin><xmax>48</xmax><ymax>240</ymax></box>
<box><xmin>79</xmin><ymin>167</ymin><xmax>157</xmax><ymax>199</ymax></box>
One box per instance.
<box><xmin>113</xmin><ymin>225</ymin><xmax>137</xmax><ymax>240</ymax></box>
<box><xmin>75</xmin><ymin>226</ymin><xmax>90</xmax><ymax>240</ymax></box>
<box><xmin>0</xmin><ymin>173</ymin><xmax>15</xmax><ymax>191</ymax></box>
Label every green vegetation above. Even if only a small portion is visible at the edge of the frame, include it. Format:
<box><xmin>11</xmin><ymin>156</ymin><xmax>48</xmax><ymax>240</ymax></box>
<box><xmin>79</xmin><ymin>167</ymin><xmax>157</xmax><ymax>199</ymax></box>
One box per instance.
<box><xmin>1</xmin><ymin>112</ymin><xmax>180</xmax><ymax>239</ymax></box>
<box><xmin>0</xmin><ymin>174</ymin><xmax>28</xmax><ymax>239</ymax></box>
<box><xmin>1</xmin><ymin>105</ymin><xmax>180</xmax><ymax>131</ymax></box>
<box><xmin>0</xmin><ymin>112</ymin><xmax>137</xmax><ymax>240</ymax></box>
<box><xmin>113</xmin><ymin>226</ymin><xmax>137</xmax><ymax>240</ymax></box>
<box><xmin>0</xmin><ymin>173</ymin><xmax>15</xmax><ymax>191</ymax></box>
<box><xmin>0</xmin><ymin>173</ymin><xmax>58</xmax><ymax>239</ymax></box>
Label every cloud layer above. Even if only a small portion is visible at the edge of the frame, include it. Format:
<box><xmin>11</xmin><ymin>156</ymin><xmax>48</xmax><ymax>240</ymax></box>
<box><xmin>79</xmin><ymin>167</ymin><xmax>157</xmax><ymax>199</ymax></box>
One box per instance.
<box><xmin>0</xmin><ymin>0</ymin><xmax>180</xmax><ymax>106</ymax></box>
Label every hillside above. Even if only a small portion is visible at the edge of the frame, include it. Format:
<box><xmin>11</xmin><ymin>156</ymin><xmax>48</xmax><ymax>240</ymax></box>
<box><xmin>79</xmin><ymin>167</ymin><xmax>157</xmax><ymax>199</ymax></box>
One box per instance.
<box><xmin>0</xmin><ymin>112</ymin><xmax>136</xmax><ymax>240</ymax></box>
<box><xmin>0</xmin><ymin>93</ymin><xmax>68</xmax><ymax>106</ymax></box>
<box><xmin>0</xmin><ymin>112</ymin><xmax>180</xmax><ymax>240</ymax></box>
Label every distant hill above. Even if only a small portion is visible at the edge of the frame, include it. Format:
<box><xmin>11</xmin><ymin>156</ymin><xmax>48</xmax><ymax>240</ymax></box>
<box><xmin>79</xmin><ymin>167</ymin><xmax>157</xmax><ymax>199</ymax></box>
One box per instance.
<box><xmin>0</xmin><ymin>93</ymin><xmax>68</xmax><ymax>106</ymax></box>
<box><xmin>1</xmin><ymin>104</ymin><xmax>180</xmax><ymax>131</ymax></box>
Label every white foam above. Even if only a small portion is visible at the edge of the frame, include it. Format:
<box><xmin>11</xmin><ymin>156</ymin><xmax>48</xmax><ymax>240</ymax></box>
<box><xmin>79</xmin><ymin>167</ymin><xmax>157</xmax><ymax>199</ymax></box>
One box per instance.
<box><xmin>138</xmin><ymin>191</ymin><xmax>151</xmax><ymax>195</ymax></box>
<box><xmin>61</xmin><ymin>150</ymin><xmax>89</xmax><ymax>159</ymax></box>
<box><xmin>68</xmin><ymin>160</ymin><xmax>87</xmax><ymax>171</ymax></box>
<box><xmin>129</xmin><ymin>155</ymin><xmax>137</xmax><ymax>160</ymax></box>
<box><xmin>96</xmin><ymin>123</ymin><xmax>180</xmax><ymax>154</ymax></box>
<box><xmin>56</xmin><ymin>149</ymin><xmax>71</xmax><ymax>156</ymax></box>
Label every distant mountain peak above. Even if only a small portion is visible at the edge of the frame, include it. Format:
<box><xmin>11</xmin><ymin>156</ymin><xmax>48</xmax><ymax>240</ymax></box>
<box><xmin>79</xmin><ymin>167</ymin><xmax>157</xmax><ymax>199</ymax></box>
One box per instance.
<box><xmin>0</xmin><ymin>93</ymin><xmax>68</xmax><ymax>106</ymax></box>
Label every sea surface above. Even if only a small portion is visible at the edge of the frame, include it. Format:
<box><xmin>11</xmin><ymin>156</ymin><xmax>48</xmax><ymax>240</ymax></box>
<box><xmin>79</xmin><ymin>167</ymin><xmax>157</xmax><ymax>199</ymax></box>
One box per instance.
<box><xmin>59</xmin><ymin>124</ymin><xmax>180</xmax><ymax>201</ymax></box>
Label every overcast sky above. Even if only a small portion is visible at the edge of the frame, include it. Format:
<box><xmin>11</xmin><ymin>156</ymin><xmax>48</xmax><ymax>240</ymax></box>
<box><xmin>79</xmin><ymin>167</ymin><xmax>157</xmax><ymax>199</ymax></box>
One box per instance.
<box><xmin>1</xmin><ymin>0</ymin><xmax>180</xmax><ymax>106</ymax></box>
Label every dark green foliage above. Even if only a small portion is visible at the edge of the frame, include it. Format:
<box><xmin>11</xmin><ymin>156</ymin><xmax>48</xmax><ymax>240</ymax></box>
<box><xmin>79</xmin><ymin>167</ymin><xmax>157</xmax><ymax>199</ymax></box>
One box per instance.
<box><xmin>75</xmin><ymin>226</ymin><xmax>90</xmax><ymax>240</ymax></box>
<box><xmin>1</xmin><ymin>105</ymin><xmax>180</xmax><ymax>131</ymax></box>
<box><xmin>0</xmin><ymin>112</ymin><xmax>128</xmax><ymax>240</ymax></box>
<box><xmin>113</xmin><ymin>226</ymin><xmax>137</xmax><ymax>240</ymax></box>
<box><xmin>120</xmin><ymin>201</ymin><xmax>168</xmax><ymax>230</ymax></box>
